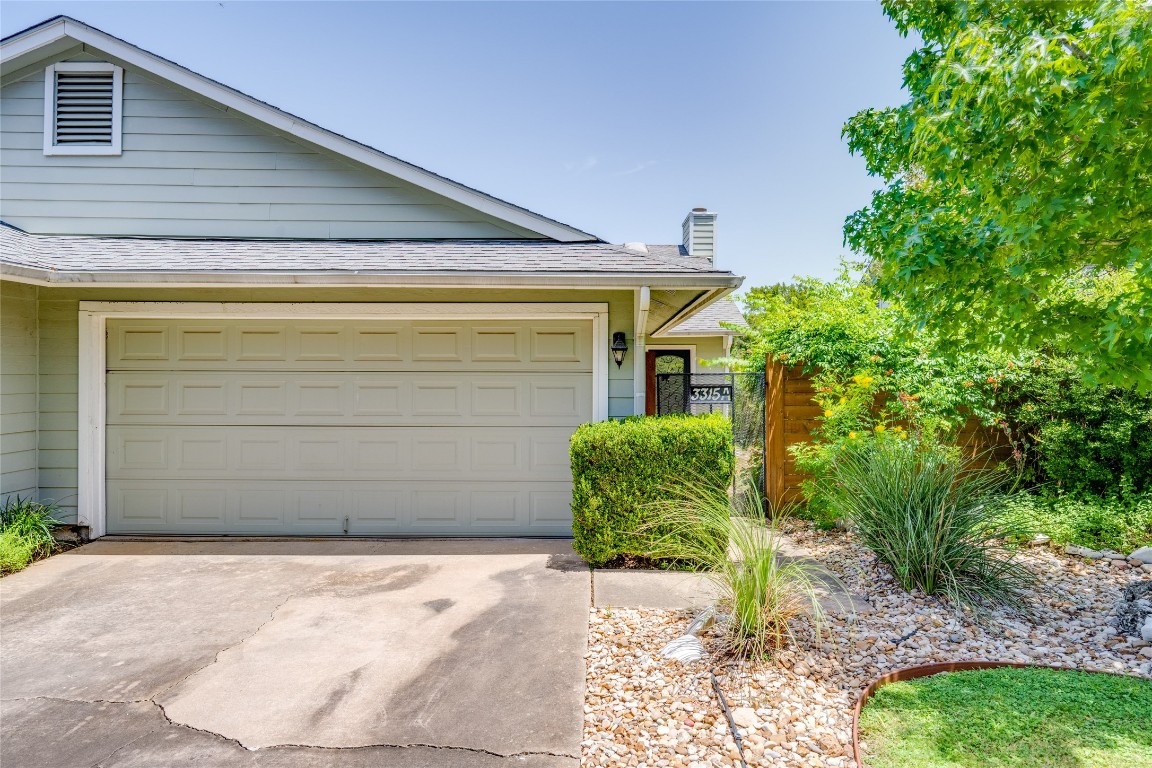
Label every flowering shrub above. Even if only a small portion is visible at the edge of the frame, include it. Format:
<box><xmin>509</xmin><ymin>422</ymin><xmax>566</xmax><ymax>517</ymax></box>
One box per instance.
<box><xmin>734</xmin><ymin>273</ymin><xmax>1152</xmax><ymax>541</ymax></box>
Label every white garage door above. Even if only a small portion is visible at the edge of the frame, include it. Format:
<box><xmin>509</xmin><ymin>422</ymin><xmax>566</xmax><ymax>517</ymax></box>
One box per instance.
<box><xmin>105</xmin><ymin>318</ymin><xmax>592</xmax><ymax>536</ymax></box>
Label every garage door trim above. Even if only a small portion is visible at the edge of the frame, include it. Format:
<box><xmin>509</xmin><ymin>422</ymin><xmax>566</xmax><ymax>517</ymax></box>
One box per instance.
<box><xmin>78</xmin><ymin>302</ymin><xmax>610</xmax><ymax>538</ymax></box>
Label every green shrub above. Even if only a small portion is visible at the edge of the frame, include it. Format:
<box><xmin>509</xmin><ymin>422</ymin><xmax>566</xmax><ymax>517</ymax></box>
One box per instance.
<box><xmin>0</xmin><ymin>528</ymin><xmax>38</xmax><ymax>573</ymax></box>
<box><xmin>642</xmin><ymin>482</ymin><xmax>829</xmax><ymax>658</ymax></box>
<box><xmin>1007</xmin><ymin>359</ymin><xmax>1152</xmax><ymax>496</ymax></box>
<box><xmin>570</xmin><ymin>414</ymin><xmax>733</xmax><ymax>567</ymax></box>
<box><xmin>0</xmin><ymin>497</ymin><xmax>61</xmax><ymax>574</ymax></box>
<box><xmin>820</xmin><ymin>439</ymin><xmax>1035</xmax><ymax>611</ymax></box>
<box><xmin>1001</xmin><ymin>491</ymin><xmax>1152</xmax><ymax>553</ymax></box>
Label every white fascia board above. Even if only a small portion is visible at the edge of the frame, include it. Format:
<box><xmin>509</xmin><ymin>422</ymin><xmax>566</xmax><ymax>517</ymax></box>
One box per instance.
<box><xmin>660</xmin><ymin>329</ymin><xmax>742</xmax><ymax>337</ymax></box>
<box><xmin>0</xmin><ymin>264</ymin><xmax>743</xmax><ymax>290</ymax></box>
<box><xmin>0</xmin><ymin>18</ymin><xmax>71</xmax><ymax>66</ymax></box>
<box><xmin>1</xmin><ymin>18</ymin><xmax>597</xmax><ymax>243</ymax></box>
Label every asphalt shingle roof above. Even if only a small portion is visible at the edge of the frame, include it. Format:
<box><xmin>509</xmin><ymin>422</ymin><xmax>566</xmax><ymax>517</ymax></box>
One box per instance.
<box><xmin>0</xmin><ymin>224</ymin><xmax>730</xmax><ymax>276</ymax></box>
<box><xmin>662</xmin><ymin>296</ymin><xmax>746</xmax><ymax>335</ymax></box>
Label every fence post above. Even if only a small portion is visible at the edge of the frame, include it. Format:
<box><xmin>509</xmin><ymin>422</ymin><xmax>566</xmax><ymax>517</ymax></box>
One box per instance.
<box><xmin>764</xmin><ymin>357</ymin><xmax>785</xmax><ymax>510</ymax></box>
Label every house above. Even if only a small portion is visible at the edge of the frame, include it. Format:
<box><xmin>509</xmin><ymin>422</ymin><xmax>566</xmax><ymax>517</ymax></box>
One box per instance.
<box><xmin>0</xmin><ymin>16</ymin><xmax>744</xmax><ymax>538</ymax></box>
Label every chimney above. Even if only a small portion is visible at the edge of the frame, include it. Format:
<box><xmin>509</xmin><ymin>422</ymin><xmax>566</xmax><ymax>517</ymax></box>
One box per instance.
<box><xmin>682</xmin><ymin>208</ymin><xmax>717</xmax><ymax>264</ymax></box>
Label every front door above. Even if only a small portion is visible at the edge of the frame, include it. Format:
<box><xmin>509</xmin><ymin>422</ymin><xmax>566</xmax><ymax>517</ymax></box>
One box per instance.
<box><xmin>645</xmin><ymin>349</ymin><xmax>691</xmax><ymax>415</ymax></box>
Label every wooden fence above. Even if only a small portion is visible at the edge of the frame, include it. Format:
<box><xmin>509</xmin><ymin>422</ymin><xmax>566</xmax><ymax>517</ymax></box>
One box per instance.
<box><xmin>763</xmin><ymin>360</ymin><xmax>1013</xmax><ymax>509</ymax></box>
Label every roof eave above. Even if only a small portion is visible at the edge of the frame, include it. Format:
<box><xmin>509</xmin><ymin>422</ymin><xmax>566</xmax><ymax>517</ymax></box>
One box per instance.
<box><xmin>660</xmin><ymin>328</ymin><xmax>743</xmax><ymax>337</ymax></box>
<box><xmin>0</xmin><ymin>17</ymin><xmax>599</xmax><ymax>243</ymax></box>
<box><xmin>0</xmin><ymin>263</ymin><xmax>744</xmax><ymax>290</ymax></box>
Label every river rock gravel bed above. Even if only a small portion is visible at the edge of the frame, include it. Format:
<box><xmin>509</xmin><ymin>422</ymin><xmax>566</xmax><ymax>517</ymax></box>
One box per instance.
<box><xmin>581</xmin><ymin>524</ymin><xmax>1152</xmax><ymax>768</ymax></box>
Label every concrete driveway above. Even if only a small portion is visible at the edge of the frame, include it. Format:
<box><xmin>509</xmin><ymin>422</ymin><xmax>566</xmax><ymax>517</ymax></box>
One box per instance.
<box><xmin>0</xmin><ymin>538</ymin><xmax>590</xmax><ymax>767</ymax></box>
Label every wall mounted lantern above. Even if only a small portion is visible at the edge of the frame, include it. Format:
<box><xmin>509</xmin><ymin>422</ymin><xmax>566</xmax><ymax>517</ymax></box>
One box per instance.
<box><xmin>610</xmin><ymin>332</ymin><xmax>628</xmax><ymax>368</ymax></box>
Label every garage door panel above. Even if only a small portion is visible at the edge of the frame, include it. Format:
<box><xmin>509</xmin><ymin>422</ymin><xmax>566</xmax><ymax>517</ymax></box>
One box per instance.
<box><xmin>107</xmin><ymin>372</ymin><xmax>592</xmax><ymax>426</ymax></box>
<box><xmin>105</xmin><ymin>316</ymin><xmax>590</xmax><ymax>536</ymax></box>
<box><xmin>107</xmin><ymin>426</ymin><xmax>574</xmax><ymax>481</ymax></box>
<box><xmin>108</xmin><ymin>319</ymin><xmax>592</xmax><ymax>372</ymax></box>
<box><xmin>106</xmin><ymin>480</ymin><xmax>574</xmax><ymax>535</ymax></box>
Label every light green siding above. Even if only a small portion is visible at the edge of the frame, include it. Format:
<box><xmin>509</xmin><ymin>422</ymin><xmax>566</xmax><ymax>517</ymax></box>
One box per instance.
<box><xmin>0</xmin><ymin>282</ymin><xmax>637</xmax><ymax>525</ymax></box>
<box><xmin>1</xmin><ymin>281</ymin><xmax>39</xmax><ymax>503</ymax></box>
<box><xmin>661</xmin><ymin>335</ymin><xmax>729</xmax><ymax>370</ymax></box>
<box><xmin>1</xmin><ymin>59</ymin><xmax>541</xmax><ymax>239</ymax></box>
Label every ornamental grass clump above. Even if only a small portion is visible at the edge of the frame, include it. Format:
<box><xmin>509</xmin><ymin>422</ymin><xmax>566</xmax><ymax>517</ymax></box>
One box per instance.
<box><xmin>821</xmin><ymin>440</ymin><xmax>1035</xmax><ymax>612</ymax></box>
<box><xmin>642</xmin><ymin>480</ymin><xmax>830</xmax><ymax>659</ymax></box>
<box><xmin>0</xmin><ymin>496</ymin><xmax>61</xmax><ymax>574</ymax></box>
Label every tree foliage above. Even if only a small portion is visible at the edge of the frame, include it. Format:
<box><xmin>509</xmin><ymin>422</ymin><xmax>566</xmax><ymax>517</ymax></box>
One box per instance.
<box><xmin>734</xmin><ymin>273</ymin><xmax>1027</xmax><ymax>432</ymax></box>
<box><xmin>843</xmin><ymin>0</ymin><xmax>1152</xmax><ymax>389</ymax></box>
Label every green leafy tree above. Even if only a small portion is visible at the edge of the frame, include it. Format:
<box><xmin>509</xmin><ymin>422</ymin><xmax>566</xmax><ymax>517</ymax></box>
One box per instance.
<box><xmin>843</xmin><ymin>0</ymin><xmax>1152</xmax><ymax>389</ymax></box>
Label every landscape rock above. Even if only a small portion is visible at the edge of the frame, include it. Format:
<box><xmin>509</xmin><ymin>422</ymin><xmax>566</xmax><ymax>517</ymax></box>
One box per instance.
<box><xmin>1065</xmin><ymin>544</ymin><xmax>1102</xmax><ymax>559</ymax></box>
<box><xmin>685</xmin><ymin>606</ymin><xmax>716</xmax><ymax>636</ymax></box>
<box><xmin>1114</xmin><ymin>581</ymin><xmax>1152</xmax><ymax>639</ymax></box>
<box><xmin>583</xmin><ymin>526</ymin><xmax>1152</xmax><ymax>768</ymax></box>
<box><xmin>659</xmin><ymin>634</ymin><xmax>705</xmax><ymax>664</ymax></box>
<box><xmin>731</xmin><ymin>707</ymin><xmax>758</xmax><ymax>729</ymax></box>
<box><xmin>1129</xmin><ymin>547</ymin><xmax>1152</xmax><ymax>565</ymax></box>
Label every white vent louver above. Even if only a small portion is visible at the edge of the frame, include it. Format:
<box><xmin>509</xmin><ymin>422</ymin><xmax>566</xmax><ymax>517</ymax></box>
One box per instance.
<box><xmin>43</xmin><ymin>63</ymin><xmax>123</xmax><ymax>155</ymax></box>
<box><xmin>54</xmin><ymin>71</ymin><xmax>115</xmax><ymax>144</ymax></box>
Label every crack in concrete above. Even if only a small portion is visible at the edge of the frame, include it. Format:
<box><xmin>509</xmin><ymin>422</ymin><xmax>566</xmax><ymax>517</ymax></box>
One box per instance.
<box><xmin>9</xmin><ymin>575</ymin><xmax>583</xmax><ymax>764</ymax></box>
<box><xmin>8</xmin><ymin>695</ymin><xmax>581</xmax><ymax>761</ymax></box>
<box><xmin>263</xmin><ymin>741</ymin><xmax>579</xmax><ymax>759</ymax></box>
<box><xmin>2</xmin><ymin>695</ymin><xmax>154</xmax><ymax>705</ymax></box>
<box><xmin>90</xmin><ymin>729</ymin><xmax>163</xmax><ymax>768</ymax></box>
<box><xmin>151</xmin><ymin>588</ymin><xmax>302</xmax><ymax>702</ymax></box>
<box><xmin>148</xmin><ymin>698</ymin><xmax>251</xmax><ymax>751</ymax></box>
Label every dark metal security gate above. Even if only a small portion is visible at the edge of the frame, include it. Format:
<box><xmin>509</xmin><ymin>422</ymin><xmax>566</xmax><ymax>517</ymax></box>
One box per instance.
<box><xmin>654</xmin><ymin>372</ymin><xmax>766</xmax><ymax>495</ymax></box>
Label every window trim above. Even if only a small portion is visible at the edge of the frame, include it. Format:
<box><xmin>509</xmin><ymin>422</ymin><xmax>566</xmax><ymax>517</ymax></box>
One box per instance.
<box><xmin>42</xmin><ymin>61</ymin><xmax>123</xmax><ymax>156</ymax></box>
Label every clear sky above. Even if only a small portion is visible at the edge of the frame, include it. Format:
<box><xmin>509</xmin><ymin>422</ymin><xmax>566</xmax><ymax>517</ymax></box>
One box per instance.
<box><xmin>1</xmin><ymin>1</ymin><xmax>918</xmax><ymax>289</ymax></box>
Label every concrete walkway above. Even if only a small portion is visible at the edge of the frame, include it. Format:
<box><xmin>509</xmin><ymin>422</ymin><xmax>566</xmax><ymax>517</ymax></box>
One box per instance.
<box><xmin>591</xmin><ymin>533</ymin><xmax>871</xmax><ymax>615</ymax></box>
<box><xmin>0</xmin><ymin>538</ymin><xmax>590</xmax><ymax>768</ymax></box>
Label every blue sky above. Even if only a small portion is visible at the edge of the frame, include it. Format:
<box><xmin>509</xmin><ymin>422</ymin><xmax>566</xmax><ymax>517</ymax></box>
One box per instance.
<box><xmin>2</xmin><ymin>1</ymin><xmax>917</xmax><ymax>289</ymax></box>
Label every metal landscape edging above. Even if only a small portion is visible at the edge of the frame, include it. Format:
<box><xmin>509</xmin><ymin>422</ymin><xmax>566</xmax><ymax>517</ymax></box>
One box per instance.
<box><xmin>849</xmin><ymin>660</ymin><xmax>1125</xmax><ymax>768</ymax></box>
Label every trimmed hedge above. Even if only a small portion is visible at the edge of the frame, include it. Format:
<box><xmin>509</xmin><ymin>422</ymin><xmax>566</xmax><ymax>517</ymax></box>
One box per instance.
<box><xmin>570</xmin><ymin>413</ymin><xmax>734</xmax><ymax>566</ymax></box>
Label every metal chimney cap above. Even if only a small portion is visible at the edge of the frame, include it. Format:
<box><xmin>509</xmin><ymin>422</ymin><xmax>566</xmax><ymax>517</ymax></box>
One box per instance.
<box><xmin>692</xmin><ymin>207</ymin><xmax>708</xmax><ymax>212</ymax></box>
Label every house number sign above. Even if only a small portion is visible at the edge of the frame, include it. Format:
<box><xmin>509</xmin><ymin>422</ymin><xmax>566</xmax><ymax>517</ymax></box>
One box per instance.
<box><xmin>689</xmin><ymin>384</ymin><xmax>733</xmax><ymax>405</ymax></box>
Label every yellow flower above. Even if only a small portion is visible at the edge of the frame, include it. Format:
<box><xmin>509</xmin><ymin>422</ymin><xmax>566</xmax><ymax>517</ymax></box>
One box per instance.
<box><xmin>824</xmin><ymin>410</ymin><xmax>833</xmax><ymax>418</ymax></box>
<box><xmin>875</xmin><ymin>425</ymin><xmax>886</xmax><ymax>433</ymax></box>
<box><xmin>848</xmin><ymin>431</ymin><xmax>857</xmax><ymax>439</ymax></box>
<box><xmin>839</xmin><ymin>397</ymin><xmax>847</xmax><ymax>404</ymax></box>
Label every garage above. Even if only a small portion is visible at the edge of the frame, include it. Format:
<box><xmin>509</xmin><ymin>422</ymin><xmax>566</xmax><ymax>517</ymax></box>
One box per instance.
<box><xmin>102</xmin><ymin>315</ymin><xmax>595</xmax><ymax>536</ymax></box>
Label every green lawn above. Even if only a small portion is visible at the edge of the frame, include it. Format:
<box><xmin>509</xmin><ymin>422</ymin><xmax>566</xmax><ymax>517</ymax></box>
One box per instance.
<box><xmin>858</xmin><ymin>667</ymin><xmax>1152</xmax><ymax>768</ymax></box>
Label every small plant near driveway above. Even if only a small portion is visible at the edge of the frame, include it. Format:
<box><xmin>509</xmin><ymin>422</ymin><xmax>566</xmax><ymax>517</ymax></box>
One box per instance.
<box><xmin>642</xmin><ymin>481</ymin><xmax>830</xmax><ymax>659</ymax></box>
<box><xmin>0</xmin><ymin>496</ymin><xmax>63</xmax><ymax>575</ymax></box>
<box><xmin>819</xmin><ymin>438</ymin><xmax>1036</xmax><ymax>612</ymax></box>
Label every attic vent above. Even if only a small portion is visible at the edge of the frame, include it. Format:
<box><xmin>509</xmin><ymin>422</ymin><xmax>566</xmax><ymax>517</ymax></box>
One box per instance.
<box><xmin>43</xmin><ymin>62</ymin><xmax>123</xmax><ymax>156</ymax></box>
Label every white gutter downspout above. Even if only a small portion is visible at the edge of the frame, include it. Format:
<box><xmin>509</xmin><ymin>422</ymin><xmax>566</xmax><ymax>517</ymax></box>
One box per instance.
<box><xmin>634</xmin><ymin>286</ymin><xmax>651</xmax><ymax>415</ymax></box>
